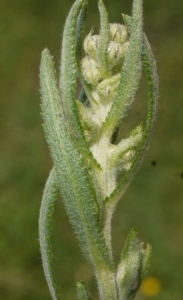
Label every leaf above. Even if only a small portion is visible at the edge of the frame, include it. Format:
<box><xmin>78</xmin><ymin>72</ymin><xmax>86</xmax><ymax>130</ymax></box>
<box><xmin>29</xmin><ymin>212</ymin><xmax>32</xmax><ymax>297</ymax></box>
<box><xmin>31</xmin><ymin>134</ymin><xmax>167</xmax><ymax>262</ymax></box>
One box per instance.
<box><xmin>101</xmin><ymin>0</ymin><xmax>143</xmax><ymax>138</ymax></box>
<box><xmin>76</xmin><ymin>0</ymin><xmax>88</xmax><ymax>61</ymax></box>
<box><xmin>76</xmin><ymin>7</ymin><xmax>100</xmax><ymax>109</ymax></box>
<box><xmin>122</xmin><ymin>13</ymin><xmax>132</xmax><ymax>28</ymax></box>
<box><xmin>77</xmin><ymin>101</ymin><xmax>102</xmax><ymax>144</ymax></box>
<box><xmin>76</xmin><ymin>100</ymin><xmax>99</xmax><ymax>139</ymax></box>
<box><xmin>78</xmin><ymin>70</ymin><xmax>100</xmax><ymax>108</ymax></box>
<box><xmin>105</xmin><ymin>30</ymin><xmax>158</xmax><ymax>207</ymax></box>
<box><xmin>109</xmin><ymin>124</ymin><xmax>143</xmax><ymax>171</ymax></box>
<box><xmin>59</xmin><ymin>0</ymin><xmax>90</xmax><ymax>159</ymax></box>
<box><xmin>40</xmin><ymin>48</ymin><xmax>113</xmax><ymax>271</ymax></box>
<box><xmin>60</xmin><ymin>0</ymin><xmax>101</xmax><ymax>201</ymax></box>
<box><xmin>76</xmin><ymin>1</ymin><xmax>94</xmax><ymax>103</ymax></box>
<box><xmin>76</xmin><ymin>281</ymin><xmax>92</xmax><ymax>300</ymax></box>
<box><xmin>39</xmin><ymin>168</ymin><xmax>60</xmax><ymax>300</ymax></box>
<box><xmin>141</xmin><ymin>243</ymin><xmax>152</xmax><ymax>279</ymax></box>
<box><xmin>72</xmin><ymin>0</ymin><xmax>100</xmax><ymax>171</ymax></box>
<box><xmin>116</xmin><ymin>229</ymin><xmax>141</xmax><ymax>300</ymax></box>
<box><xmin>98</xmin><ymin>0</ymin><xmax>111</xmax><ymax>78</ymax></box>
<box><xmin>75</xmin><ymin>0</ymin><xmax>97</xmax><ymax>107</ymax></box>
<box><xmin>116</xmin><ymin>228</ymin><xmax>151</xmax><ymax>300</ymax></box>
<box><xmin>121</xmin><ymin>228</ymin><xmax>139</xmax><ymax>260</ymax></box>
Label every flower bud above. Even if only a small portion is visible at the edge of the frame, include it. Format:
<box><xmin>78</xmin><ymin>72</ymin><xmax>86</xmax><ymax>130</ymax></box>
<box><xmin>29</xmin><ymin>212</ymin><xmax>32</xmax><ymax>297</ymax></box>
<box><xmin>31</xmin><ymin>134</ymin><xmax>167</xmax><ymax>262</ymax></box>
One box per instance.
<box><xmin>83</xmin><ymin>33</ymin><xmax>99</xmax><ymax>58</ymax></box>
<box><xmin>122</xmin><ymin>150</ymin><xmax>136</xmax><ymax>170</ymax></box>
<box><xmin>108</xmin><ymin>41</ymin><xmax>129</xmax><ymax>66</ymax></box>
<box><xmin>110</xmin><ymin>23</ymin><xmax>128</xmax><ymax>45</ymax></box>
<box><xmin>97</xmin><ymin>73</ymin><xmax>120</xmax><ymax>101</ymax></box>
<box><xmin>81</xmin><ymin>56</ymin><xmax>102</xmax><ymax>86</ymax></box>
<box><xmin>123</xmin><ymin>149</ymin><xmax>136</xmax><ymax>161</ymax></box>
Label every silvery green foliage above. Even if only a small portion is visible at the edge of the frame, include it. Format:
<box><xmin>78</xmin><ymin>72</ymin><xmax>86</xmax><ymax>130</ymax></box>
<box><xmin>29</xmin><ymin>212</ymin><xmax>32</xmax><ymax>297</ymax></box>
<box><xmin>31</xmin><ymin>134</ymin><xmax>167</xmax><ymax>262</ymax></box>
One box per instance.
<box><xmin>39</xmin><ymin>0</ymin><xmax>158</xmax><ymax>299</ymax></box>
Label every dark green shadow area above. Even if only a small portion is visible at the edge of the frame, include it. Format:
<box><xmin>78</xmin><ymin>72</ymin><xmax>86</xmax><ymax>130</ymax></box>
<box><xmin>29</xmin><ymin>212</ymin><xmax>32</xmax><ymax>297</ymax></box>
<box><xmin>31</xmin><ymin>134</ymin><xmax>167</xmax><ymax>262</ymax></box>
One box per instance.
<box><xmin>0</xmin><ymin>0</ymin><xmax>183</xmax><ymax>299</ymax></box>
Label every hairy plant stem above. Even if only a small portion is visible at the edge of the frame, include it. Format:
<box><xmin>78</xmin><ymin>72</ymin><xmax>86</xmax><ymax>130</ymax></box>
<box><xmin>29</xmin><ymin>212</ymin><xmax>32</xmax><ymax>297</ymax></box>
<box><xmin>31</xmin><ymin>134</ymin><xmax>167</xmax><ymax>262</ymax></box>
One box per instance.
<box><xmin>95</xmin><ymin>268</ymin><xmax>118</xmax><ymax>300</ymax></box>
<box><xmin>91</xmin><ymin>137</ymin><xmax>116</xmax><ymax>199</ymax></box>
<box><xmin>89</xmin><ymin>136</ymin><xmax>118</xmax><ymax>298</ymax></box>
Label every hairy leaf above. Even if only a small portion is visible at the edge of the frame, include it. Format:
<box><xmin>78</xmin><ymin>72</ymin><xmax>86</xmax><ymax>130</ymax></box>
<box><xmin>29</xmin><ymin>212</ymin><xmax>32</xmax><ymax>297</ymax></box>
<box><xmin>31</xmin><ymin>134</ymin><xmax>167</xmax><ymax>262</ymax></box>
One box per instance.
<box><xmin>106</xmin><ymin>31</ymin><xmax>158</xmax><ymax>206</ymax></box>
<box><xmin>141</xmin><ymin>243</ymin><xmax>152</xmax><ymax>279</ymax></box>
<box><xmin>60</xmin><ymin>0</ymin><xmax>90</xmax><ymax>158</ymax></box>
<box><xmin>98</xmin><ymin>0</ymin><xmax>111</xmax><ymax>78</ymax></box>
<box><xmin>39</xmin><ymin>168</ymin><xmax>59</xmax><ymax>300</ymax></box>
<box><xmin>117</xmin><ymin>228</ymin><xmax>151</xmax><ymax>300</ymax></box>
<box><xmin>40</xmin><ymin>48</ymin><xmax>113</xmax><ymax>270</ymax></box>
<box><xmin>102</xmin><ymin>0</ymin><xmax>143</xmax><ymax>138</ymax></box>
<box><xmin>76</xmin><ymin>281</ymin><xmax>92</xmax><ymax>300</ymax></box>
<box><xmin>76</xmin><ymin>0</ymin><xmax>88</xmax><ymax>61</ymax></box>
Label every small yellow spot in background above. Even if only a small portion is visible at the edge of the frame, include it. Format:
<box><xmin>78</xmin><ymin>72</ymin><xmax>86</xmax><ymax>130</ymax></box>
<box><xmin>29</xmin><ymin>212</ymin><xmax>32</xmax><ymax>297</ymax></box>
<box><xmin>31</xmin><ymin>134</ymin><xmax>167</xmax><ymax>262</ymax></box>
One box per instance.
<box><xmin>140</xmin><ymin>276</ymin><xmax>161</xmax><ymax>297</ymax></box>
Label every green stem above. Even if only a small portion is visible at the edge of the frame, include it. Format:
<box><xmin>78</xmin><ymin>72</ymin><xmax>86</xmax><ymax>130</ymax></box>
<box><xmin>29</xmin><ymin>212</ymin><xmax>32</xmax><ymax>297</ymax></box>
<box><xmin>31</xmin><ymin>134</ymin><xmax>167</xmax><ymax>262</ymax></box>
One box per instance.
<box><xmin>95</xmin><ymin>267</ymin><xmax>118</xmax><ymax>300</ymax></box>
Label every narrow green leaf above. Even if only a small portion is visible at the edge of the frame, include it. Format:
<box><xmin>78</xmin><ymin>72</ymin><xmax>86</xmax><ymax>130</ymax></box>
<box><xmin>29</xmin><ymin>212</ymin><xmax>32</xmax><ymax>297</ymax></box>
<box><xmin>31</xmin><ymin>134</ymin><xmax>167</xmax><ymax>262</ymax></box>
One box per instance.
<box><xmin>122</xmin><ymin>13</ymin><xmax>132</xmax><ymax>28</ymax></box>
<box><xmin>75</xmin><ymin>0</ymin><xmax>103</xmax><ymax>172</ymax></box>
<box><xmin>98</xmin><ymin>0</ymin><xmax>111</xmax><ymax>78</ymax></box>
<box><xmin>78</xmin><ymin>67</ymin><xmax>100</xmax><ymax>108</ymax></box>
<box><xmin>76</xmin><ymin>100</ymin><xmax>99</xmax><ymax>136</ymax></box>
<box><xmin>76</xmin><ymin>3</ymin><xmax>100</xmax><ymax>109</ymax></box>
<box><xmin>76</xmin><ymin>281</ymin><xmax>92</xmax><ymax>300</ymax></box>
<box><xmin>121</xmin><ymin>228</ymin><xmax>138</xmax><ymax>260</ymax></box>
<box><xmin>105</xmin><ymin>32</ymin><xmax>158</xmax><ymax>206</ymax></box>
<box><xmin>39</xmin><ymin>168</ymin><xmax>59</xmax><ymax>300</ymax></box>
<box><xmin>40</xmin><ymin>48</ymin><xmax>113</xmax><ymax>270</ymax></box>
<box><xmin>62</xmin><ymin>0</ymin><xmax>100</xmax><ymax>171</ymax></box>
<box><xmin>101</xmin><ymin>0</ymin><xmax>143</xmax><ymax>138</ymax></box>
<box><xmin>60</xmin><ymin>0</ymin><xmax>90</xmax><ymax>157</ymax></box>
<box><xmin>80</xmin><ymin>72</ymin><xmax>100</xmax><ymax>106</ymax></box>
<box><xmin>141</xmin><ymin>244</ymin><xmax>152</xmax><ymax>279</ymax></box>
<box><xmin>76</xmin><ymin>0</ymin><xmax>88</xmax><ymax>61</ymax></box>
<box><xmin>117</xmin><ymin>228</ymin><xmax>146</xmax><ymax>300</ymax></box>
<box><xmin>109</xmin><ymin>124</ymin><xmax>143</xmax><ymax>170</ymax></box>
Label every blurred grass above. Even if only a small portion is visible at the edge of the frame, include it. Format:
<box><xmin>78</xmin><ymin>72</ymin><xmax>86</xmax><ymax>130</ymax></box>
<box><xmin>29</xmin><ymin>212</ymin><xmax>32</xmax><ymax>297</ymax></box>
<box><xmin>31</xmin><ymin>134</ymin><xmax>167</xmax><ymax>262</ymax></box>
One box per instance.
<box><xmin>0</xmin><ymin>0</ymin><xmax>183</xmax><ymax>299</ymax></box>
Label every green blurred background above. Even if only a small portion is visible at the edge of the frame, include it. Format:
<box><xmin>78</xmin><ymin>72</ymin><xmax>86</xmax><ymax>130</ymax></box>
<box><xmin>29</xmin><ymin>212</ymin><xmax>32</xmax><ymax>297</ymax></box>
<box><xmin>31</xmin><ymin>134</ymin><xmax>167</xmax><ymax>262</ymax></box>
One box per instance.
<box><xmin>0</xmin><ymin>0</ymin><xmax>183</xmax><ymax>299</ymax></box>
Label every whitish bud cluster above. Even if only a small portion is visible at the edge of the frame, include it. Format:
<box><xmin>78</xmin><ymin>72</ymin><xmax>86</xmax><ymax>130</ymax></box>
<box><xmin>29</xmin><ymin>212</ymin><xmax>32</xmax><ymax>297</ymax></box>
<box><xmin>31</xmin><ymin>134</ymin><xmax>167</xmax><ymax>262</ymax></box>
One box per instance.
<box><xmin>79</xmin><ymin>23</ymin><xmax>130</xmax><ymax>144</ymax></box>
<box><xmin>82</xmin><ymin>23</ymin><xmax>129</xmax><ymax>89</ymax></box>
<box><xmin>78</xmin><ymin>21</ymin><xmax>142</xmax><ymax>199</ymax></box>
<box><xmin>78</xmin><ymin>23</ymin><xmax>130</xmax><ymax>146</ymax></box>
